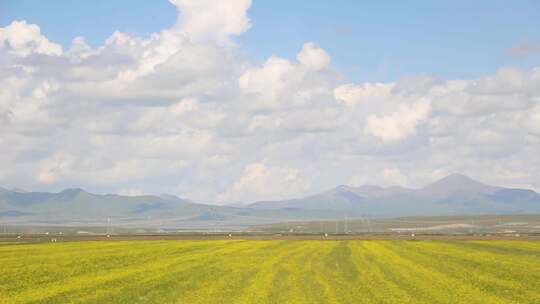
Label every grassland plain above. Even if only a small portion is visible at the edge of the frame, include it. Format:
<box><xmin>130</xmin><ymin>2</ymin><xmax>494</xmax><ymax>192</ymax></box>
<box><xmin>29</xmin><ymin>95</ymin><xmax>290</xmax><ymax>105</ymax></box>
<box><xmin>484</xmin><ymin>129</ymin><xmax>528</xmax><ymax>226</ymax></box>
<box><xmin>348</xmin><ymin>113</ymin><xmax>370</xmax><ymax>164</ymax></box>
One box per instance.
<box><xmin>0</xmin><ymin>240</ymin><xmax>539</xmax><ymax>303</ymax></box>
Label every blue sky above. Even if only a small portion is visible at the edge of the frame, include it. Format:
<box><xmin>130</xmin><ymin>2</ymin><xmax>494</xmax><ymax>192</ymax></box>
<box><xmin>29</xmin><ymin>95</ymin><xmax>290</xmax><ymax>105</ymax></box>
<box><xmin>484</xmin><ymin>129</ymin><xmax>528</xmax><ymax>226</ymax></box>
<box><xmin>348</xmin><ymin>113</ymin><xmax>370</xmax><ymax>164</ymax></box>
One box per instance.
<box><xmin>2</xmin><ymin>0</ymin><xmax>539</xmax><ymax>82</ymax></box>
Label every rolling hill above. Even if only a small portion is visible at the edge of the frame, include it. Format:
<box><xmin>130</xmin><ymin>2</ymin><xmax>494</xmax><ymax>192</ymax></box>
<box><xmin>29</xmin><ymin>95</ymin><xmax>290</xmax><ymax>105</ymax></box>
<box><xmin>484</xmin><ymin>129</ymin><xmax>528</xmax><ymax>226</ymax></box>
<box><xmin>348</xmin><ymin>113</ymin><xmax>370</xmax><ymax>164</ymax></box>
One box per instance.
<box><xmin>0</xmin><ymin>187</ymin><xmax>344</xmax><ymax>229</ymax></box>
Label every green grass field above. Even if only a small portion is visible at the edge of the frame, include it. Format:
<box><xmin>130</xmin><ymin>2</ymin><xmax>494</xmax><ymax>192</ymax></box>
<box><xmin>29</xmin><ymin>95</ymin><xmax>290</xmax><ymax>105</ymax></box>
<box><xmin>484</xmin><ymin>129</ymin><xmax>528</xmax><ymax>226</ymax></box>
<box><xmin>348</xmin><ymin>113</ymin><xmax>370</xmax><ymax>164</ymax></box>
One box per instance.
<box><xmin>1</xmin><ymin>240</ymin><xmax>539</xmax><ymax>303</ymax></box>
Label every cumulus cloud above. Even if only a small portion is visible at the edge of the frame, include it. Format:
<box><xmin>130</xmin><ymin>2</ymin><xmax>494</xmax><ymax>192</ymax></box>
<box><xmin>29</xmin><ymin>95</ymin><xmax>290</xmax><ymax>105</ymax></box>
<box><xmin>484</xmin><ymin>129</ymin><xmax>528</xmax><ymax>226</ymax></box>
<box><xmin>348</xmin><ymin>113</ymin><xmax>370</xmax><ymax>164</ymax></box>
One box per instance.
<box><xmin>334</xmin><ymin>82</ymin><xmax>393</xmax><ymax>106</ymax></box>
<box><xmin>364</xmin><ymin>99</ymin><xmax>431</xmax><ymax>143</ymax></box>
<box><xmin>239</xmin><ymin>56</ymin><xmax>297</xmax><ymax>109</ymax></box>
<box><xmin>1</xmin><ymin>3</ymin><xmax>540</xmax><ymax>202</ymax></box>
<box><xmin>0</xmin><ymin>21</ymin><xmax>62</xmax><ymax>57</ymax></box>
<box><xmin>238</xmin><ymin>44</ymin><xmax>339</xmax><ymax>113</ymax></box>
<box><xmin>36</xmin><ymin>153</ymin><xmax>76</xmax><ymax>184</ymax></box>
<box><xmin>218</xmin><ymin>161</ymin><xmax>311</xmax><ymax>203</ymax></box>
<box><xmin>169</xmin><ymin>0</ymin><xmax>251</xmax><ymax>45</ymax></box>
<box><xmin>297</xmin><ymin>42</ymin><xmax>330</xmax><ymax>70</ymax></box>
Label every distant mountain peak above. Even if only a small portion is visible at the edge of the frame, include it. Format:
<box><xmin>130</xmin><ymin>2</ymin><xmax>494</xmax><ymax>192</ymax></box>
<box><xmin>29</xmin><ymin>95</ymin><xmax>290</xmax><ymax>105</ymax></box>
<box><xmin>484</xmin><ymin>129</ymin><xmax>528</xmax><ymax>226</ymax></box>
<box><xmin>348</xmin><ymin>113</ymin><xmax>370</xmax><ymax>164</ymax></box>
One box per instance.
<box><xmin>441</xmin><ymin>173</ymin><xmax>475</xmax><ymax>182</ymax></box>
<box><xmin>334</xmin><ymin>184</ymin><xmax>385</xmax><ymax>193</ymax></box>
<box><xmin>158</xmin><ymin>194</ymin><xmax>193</xmax><ymax>203</ymax></box>
<box><xmin>56</xmin><ymin>188</ymin><xmax>90</xmax><ymax>200</ymax></box>
<box><xmin>421</xmin><ymin>173</ymin><xmax>499</xmax><ymax>196</ymax></box>
<box><xmin>60</xmin><ymin>188</ymin><xmax>86</xmax><ymax>194</ymax></box>
<box><xmin>434</xmin><ymin>173</ymin><xmax>482</xmax><ymax>185</ymax></box>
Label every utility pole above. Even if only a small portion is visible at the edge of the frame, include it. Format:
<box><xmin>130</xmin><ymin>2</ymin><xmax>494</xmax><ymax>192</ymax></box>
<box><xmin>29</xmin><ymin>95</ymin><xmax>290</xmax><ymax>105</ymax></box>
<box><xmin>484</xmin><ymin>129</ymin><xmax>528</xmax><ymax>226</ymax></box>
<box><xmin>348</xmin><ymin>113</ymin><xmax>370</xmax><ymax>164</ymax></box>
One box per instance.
<box><xmin>366</xmin><ymin>216</ymin><xmax>372</xmax><ymax>233</ymax></box>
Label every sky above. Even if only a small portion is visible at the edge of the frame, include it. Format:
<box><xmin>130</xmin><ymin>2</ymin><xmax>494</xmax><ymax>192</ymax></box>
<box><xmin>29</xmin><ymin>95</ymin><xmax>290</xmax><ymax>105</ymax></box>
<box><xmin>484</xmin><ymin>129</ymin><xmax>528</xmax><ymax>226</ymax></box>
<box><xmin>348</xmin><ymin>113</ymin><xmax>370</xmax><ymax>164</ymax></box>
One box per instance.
<box><xmin>0</xmin><ymin>0</ymin><xmax>540</xmax><ymax>203</ymax></box>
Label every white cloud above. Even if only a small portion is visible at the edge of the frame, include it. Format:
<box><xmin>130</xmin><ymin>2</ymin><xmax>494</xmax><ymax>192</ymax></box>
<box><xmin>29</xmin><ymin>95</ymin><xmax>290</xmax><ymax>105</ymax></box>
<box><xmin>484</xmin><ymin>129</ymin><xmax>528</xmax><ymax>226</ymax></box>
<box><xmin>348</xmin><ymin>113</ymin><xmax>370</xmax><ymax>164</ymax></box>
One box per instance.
<box><xmin>169</xmin><ymin>0</ymin><xmax>251</xmax><ymax>45</ymax></box>
<box><xmin>522</xmin><ymin>104</ymin><xmax>540</xmax><ymax>135</ymax></box>
<box><xmin>297</xmin><ymin>42</ymin><xmax>330</xmax><ymax>70</ymax></box>
<box><xmin>37</xmin><ymin>153</ymin><xmax>76</xmax><ymax>184</ymax></box>
<box><xmin>238</xmin><ymin>46</ymin><xmax>338</xmax><ymax>111</ymax></box>
<box><xmin>238</xmin><ymin>56</ymin><xmax>297</xmax><ymax>109</ymax></box>
<box><xmin>381</xmin><ymin>168</ymin><xmax>408</xmax><ymax>187</ymax></box>
<box><xmin>349</xmin><ymin>168</ymin><xmax>407</xmax><ymax>187</ymax></box>
<box><xmin>365</xmin><ymin>99</ymin><xmax>431</xmax><ymax>143</ymax></box>
<box><xmin>0</xmin><ymin>21</ymin><xmax>62</xmax><ymax>57</ymax></box>
<box><xmin>334</xmin><ymin>82</ymin><xmax>393</xmax><ymax>106</ymax></box>
<box><xmin>219</xmin><ymin>161</ymin><xmax>311</xmax><ymax>203</ymax></box>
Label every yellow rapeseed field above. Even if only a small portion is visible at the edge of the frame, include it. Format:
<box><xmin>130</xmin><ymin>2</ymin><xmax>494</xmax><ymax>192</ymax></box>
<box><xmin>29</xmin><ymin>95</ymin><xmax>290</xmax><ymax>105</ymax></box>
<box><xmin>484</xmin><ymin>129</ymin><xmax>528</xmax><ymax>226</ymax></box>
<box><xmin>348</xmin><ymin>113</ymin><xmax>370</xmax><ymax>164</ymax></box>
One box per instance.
<box><xmin>1</xmin><ymin>240</ymin><xmax>539</xmax><ymax>303</ymax></box>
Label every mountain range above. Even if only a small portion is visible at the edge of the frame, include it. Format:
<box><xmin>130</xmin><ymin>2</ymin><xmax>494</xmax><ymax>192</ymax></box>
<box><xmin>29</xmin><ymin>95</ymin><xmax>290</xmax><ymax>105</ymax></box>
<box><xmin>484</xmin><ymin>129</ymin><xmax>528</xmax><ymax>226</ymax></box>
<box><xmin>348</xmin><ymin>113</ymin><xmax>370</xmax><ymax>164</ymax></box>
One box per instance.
<box><xmin>250</xmin><ymin>174</ymin><xmax>540</xmax><ymax>215</ymax></box>
<box><xmin>1</xmin><ymin>174</ymin><xmax>539</xmax><ymax>229</ymax></box>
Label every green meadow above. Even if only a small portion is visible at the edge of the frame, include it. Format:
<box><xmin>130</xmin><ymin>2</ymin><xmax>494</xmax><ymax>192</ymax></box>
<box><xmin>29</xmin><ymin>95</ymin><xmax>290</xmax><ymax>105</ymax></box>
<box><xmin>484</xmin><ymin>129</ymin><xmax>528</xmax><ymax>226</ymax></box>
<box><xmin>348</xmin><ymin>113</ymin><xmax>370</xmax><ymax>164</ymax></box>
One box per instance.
<box><xmin>1</xmin><ymin>240</ymin><xmax>539</xmax><ymax>303</ymax></box>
